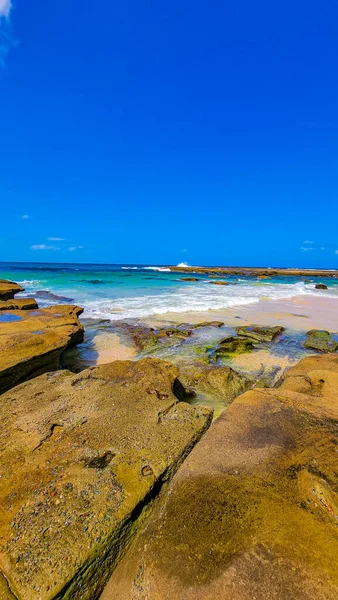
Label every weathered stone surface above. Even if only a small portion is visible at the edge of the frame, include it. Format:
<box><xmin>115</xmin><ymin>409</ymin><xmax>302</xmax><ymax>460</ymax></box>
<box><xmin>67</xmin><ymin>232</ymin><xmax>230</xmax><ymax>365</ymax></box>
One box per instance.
<box><xmin>192</xmin><ymin>321</ymin><xmax>224</xmax><ymax>329</ymax></box>
<box><xmin>0</xmin><ymin>358</ymin><xmax>212</xmax><ymax>600</ymax></box>
<box><xmin>208</xmin><ymin>280</ymin><xmax>229</xmax><ymax>285</ymax></box>
<box><xmin>179</xmin><ymin>364</ymin><xmax>251</xmax><ymax>405</ymax></box>
<box><xmin>216</xmin><ymin>335</ymin><xmax>253</xmax><ymax>355</ymax></box>
<box><xmin>236</xmin><ymin>324</ymin><xmax>285</xmax><ymax>342</ymax></box>
<box><xmin>0</xmin><ymin>305</ymin><xmax>84</xmax><ymax>394</ymax></box>
<box><xmin>102</xmin><ymin>354</ymin><xmax>338</xmax><ymax>600</ymax></box>
<box><xmin>0</xmin><ymin>298</ymin><xmax>38</xmax><ymax>311</ymax></box>
<box><xmin>0</xmin><ymin>279</ymin><xmax>24</xmax><ymax>301</ymax></box>
<box><xmin>303</xmin><ymin>329</ymin><xmax>338</xmax><ymax>353</ymax></box>
<box><xmin>315</xmin><ymin>283</ymin><xmax>328</xmax><ymax>290</ymax></box>
<box><xmin>115</xmin><ymin>323</ymin><xmax>191</xmax><ymax>353</ymax></box>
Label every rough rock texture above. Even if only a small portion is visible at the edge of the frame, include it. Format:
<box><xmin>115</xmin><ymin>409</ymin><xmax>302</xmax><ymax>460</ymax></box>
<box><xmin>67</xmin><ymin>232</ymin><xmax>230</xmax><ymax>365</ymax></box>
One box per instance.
<box><xmin>215</xmin><ymin>335</ymin><xmax>253</xmax><ymax>355</ymax></box>
<box><xmin>0</xmin><ymin>358</ymin><xmax>212</xmax><ymax>600</ymax></box>
<box><xmin>0</xmin><ymin>305</ymin><xmax>84</xmax><ymax>394</ymax></box>
<box><xmin>315</xmin><ymin>283</ymin><xmax>328</xmax><ymax>290</ymax></box>
<box><xmin>236</xmin><ymin>324</ymin><xmax>285</xmax><ymax>343</ymax></box>
<box><xmin>0</xmin><ymin>280</ymin><xmax>24</xmax><ymax>301</ymax></box>
<box><xmin>179</xmin><ymin>364</ymin><xmax>251</xmax><ymax>405</ymax></box>
<box><xmin>303</xmin><ymin>329</ymin><xmax>338</xmax><ymax>353</ymax></box>
<box><xmin>114</xmin><ymin>324</ymin><xmax>191</xmax><ymax>353</ymax></box>
<box><xmin>0</xmin><ymin>298</ymin><xmax>38</xmax><ymax>311</ymax></box>
<box><xmin>208</xmin><ymin>280</ymin><xmax>229</xmax><ymax>285</ymax></box>
<box><xmin>102</xmin><ymin>354</ymin><xmax>338</xmax><ymax>600</ymax></box>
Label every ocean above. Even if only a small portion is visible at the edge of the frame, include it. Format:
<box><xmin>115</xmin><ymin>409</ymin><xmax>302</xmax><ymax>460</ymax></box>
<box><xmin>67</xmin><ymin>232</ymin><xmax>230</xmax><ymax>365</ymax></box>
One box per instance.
<box><xmin>1</xmin><ymin>261</ymin><xmax>338</xmax><ymax>321</ymax></box>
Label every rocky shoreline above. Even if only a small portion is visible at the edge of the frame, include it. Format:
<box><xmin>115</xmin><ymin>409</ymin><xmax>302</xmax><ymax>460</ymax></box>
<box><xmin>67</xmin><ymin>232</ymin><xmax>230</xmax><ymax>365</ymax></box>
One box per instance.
<box><xmin>167</xmin><ymin>265</ymin><xmax>338</xmax><ymax>278</ymax></box>
<box><xmin>1</xmin><ymin>279</ymin><xmax>338</xmax><ymax>599</ymax></box>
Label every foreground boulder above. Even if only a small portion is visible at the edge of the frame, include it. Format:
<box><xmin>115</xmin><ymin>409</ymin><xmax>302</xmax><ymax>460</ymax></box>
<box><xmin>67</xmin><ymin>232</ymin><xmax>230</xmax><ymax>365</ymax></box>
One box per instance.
<box><xmin>0</xmin><ymin>305</ymin><xmax>84</xmax><ymax>394</ymax></box>
<box><xmin>0</xmin><ymin>359</ymin><xmax>212</xmax><ymax>600</ymax></box>
<box><xmin>303</xmin><ymin>329</ymin><xmax>338</xmax><ymax>353</ymax></box>
<box><xmin>0</xmin><ymin>279</ymin><xmax>24</xmax><ymax>301</ymax></box>
<box><xmin>102</xmin><ymin>354</ymin><xmax>338</xmax><ymax>600</ymax></box>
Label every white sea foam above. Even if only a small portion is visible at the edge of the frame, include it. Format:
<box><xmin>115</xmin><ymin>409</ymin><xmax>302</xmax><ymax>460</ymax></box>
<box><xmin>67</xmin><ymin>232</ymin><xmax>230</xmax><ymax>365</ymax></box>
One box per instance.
<box><xmin>176</xmin><ymin>262</ymin><xmax>189</xmax><ymax>267</ymax></box>
<box><xmin>18</xmin><ymin>279</ymin><xmax>43</xmax><ymax>286</ymax></box>
<box><xmin>144</xmin><ymin>266</ymin><xmax>171</xmax><ymax>272</ymax></box>
<box><xmin>80</xmin><ymin>280</ymin><xmax>338</xmax><ymax>321</ymax></box>
<box><xmin>121</xmin><ymin>267</ymin><xmax>138</xmax><ymax>270</ymax></box>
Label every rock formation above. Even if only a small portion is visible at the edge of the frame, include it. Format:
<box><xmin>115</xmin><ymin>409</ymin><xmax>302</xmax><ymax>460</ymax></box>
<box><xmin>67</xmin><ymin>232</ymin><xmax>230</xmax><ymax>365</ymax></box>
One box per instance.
<box><xmin>0</xmin><ymin>359</ymin><xmax>212</xmax><ymax>600</ymax></box>
<box><xmin>0</xmin><ymin>279</ymin><xmax>24</xmax><ymax>301</ymax></box>
<box><xmin>0</xmin><ymin>298</ymin><xmax>38</xmax><ymax>311</ymax></box>
<box><xmin>102</xmin><ymin>354</ymin><xmax>338</xmax><ymax>600</ymax></box>
<box><xmin>303</xmin><ymin>329</ymin><xmax>338</xmax><ymax>353</ymax></box>
<box><xmin>0</xmin><ymin>305</ymin><xmax>84</xmax><ymax>394</ymax></box>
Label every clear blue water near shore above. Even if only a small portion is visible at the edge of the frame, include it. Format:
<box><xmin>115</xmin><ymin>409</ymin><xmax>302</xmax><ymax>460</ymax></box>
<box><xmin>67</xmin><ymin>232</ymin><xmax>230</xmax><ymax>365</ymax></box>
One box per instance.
<box><xmin>1</xmin><ymin>262</ymin><xmax>338</xmax><ymax>321</ymax></box>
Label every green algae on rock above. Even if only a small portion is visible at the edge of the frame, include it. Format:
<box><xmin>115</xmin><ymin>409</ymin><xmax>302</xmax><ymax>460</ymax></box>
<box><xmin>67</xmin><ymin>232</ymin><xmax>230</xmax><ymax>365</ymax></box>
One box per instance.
<box><xmin>102</xmin><ymin>354</ymin><xmax>338</xmax><ymax>600</ymax></box>
<box><xmin>303</xmin><ymin>329</ymin><xmax>338</xmax><ymax>353</ymax></box>
<box><xmin>236</xmin><ymin>324</ymin><xmax>285</xmax><ymax>342</ymax></box>
<box><xmin>0</xmin><ymin>304</ymin><xmax>84</xmax><ymax>394</ymax></box>
<box><xmin>0</xmin><ymin>358</ymin><xmax>212</xmax><ymax>600</ymax></box>
<box><xmin>216</xmin><ymin>335</ymin><xmax>254</xmax><ymax>356</ymax></box>
<box><xmin>179</xmin><ymin>364</ymin><xmax>251</xmax><ymax>405</ymax></box>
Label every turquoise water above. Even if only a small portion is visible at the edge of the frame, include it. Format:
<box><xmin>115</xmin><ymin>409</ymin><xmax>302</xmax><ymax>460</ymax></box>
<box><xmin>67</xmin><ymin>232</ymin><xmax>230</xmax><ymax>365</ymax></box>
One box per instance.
<box><xmin>1</xmin><ymin>262</ymin><xmax>338</xmax><ymax>321</ymax></box>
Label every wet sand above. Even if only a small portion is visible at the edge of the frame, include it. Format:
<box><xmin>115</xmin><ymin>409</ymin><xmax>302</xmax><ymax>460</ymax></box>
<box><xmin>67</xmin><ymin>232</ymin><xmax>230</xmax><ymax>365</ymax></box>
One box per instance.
<box><xmin>93</xmin><ymin>295</ymin><xmax>338</xmax><ymax>366</ymax></box>
<box><xmin>146</xmin><ymin>295</ymin><xmax>338</xmax><ymax>332</ymax></box>
<box><xmin>93</xmin><ymin>332</ymin><xmax>136</xmax><ymax>364</ymax></box>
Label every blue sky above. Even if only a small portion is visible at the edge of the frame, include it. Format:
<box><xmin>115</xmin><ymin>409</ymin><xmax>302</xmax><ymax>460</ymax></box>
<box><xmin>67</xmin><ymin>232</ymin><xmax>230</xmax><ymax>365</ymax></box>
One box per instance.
<box><xmin>1</xmin><ymin>0</ymin><xmax>338</xmax><ymax>267</ymax></box>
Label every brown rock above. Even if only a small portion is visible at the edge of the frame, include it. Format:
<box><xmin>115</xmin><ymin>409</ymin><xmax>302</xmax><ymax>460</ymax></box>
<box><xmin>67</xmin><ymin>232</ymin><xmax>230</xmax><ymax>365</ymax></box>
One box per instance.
<box><xmin>0</xmin><ymin>298</ymin><xmax>38</xmax><ymax>311</ymax></box>
<box><xmin>179</xmin><ymin>364</ymin><xmax>251</xmax><ymax>405</ymax></box>
<box><xmin>0</xmin><ymin>279</ymin><xmax>24</xmax><ymax>301</ymax></box>
<box><xmin>0</xmin><ymin>305</ymin><xmax>84</xmax><ymax>394</ymax></box>
<box><xmin>236</xmin><ymin>324</ymin><xmax>285</xmax><ymax>343</ymax></box>
<box><xmin>208</xmin><ymin>280</ymin><xmax>229</xmax><ymax>285</ymax></box>
<box><xmin>315</xmin><ymin>283</ymin><xmax>328</xmax><ymax>290</ymax></box>
<box><xmin>102</xmin><ymin>354</ymin><xmax>338</xmax><ymax>600</ymax></box>
<box><xmin>0</xmin><ymin>358</ymin><xmax>212</xmax><ymax>600</ymax></box>
<box><xmin>191</xmin><ymin>321</ymin><xmax>224</xmax><ymax>329</ymax></box>
<box><xmin>180</xmin><ymin>277</ymin><xmax>199</xmax><ymax>282</ymax></box>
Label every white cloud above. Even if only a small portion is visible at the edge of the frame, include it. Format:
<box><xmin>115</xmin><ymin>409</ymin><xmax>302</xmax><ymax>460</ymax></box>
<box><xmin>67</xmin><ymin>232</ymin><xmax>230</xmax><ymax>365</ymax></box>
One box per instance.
<box><xmin>68</xmin><ymin>245</ymin><xmax>83</xmax><ymax>251</ymax></box>
<box><xmin>303</xmin><ymin>240</ymin><xmax>313</xmax><ymax>245</ymax></box>
<box><xmin>48</xmin><ymin>237</ymin><xmax>64</xmax><ymax>241</ymax></box>
<box><xmin>320</xmin><ymin>247</ymin><xmax>326</xmax><ymax>251</ymax></box>
<box><xmin>31</xmin><ymin>244</ymin><xmax>60</xmax><ymax>251</ymax></box>
<box><xmin>21</xmin><ymin>214</ymin><xmax>29</xmax><ymax>219</ymax></box>
<box><xmin>300</xmin><ymin>247</ymin><xmax>314</xmax><ymax>252</ymax></box>
<box><xmin>0</xmin><ymin>0</ymin><xmax>12</xmax><ymax>19</ymax></box>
